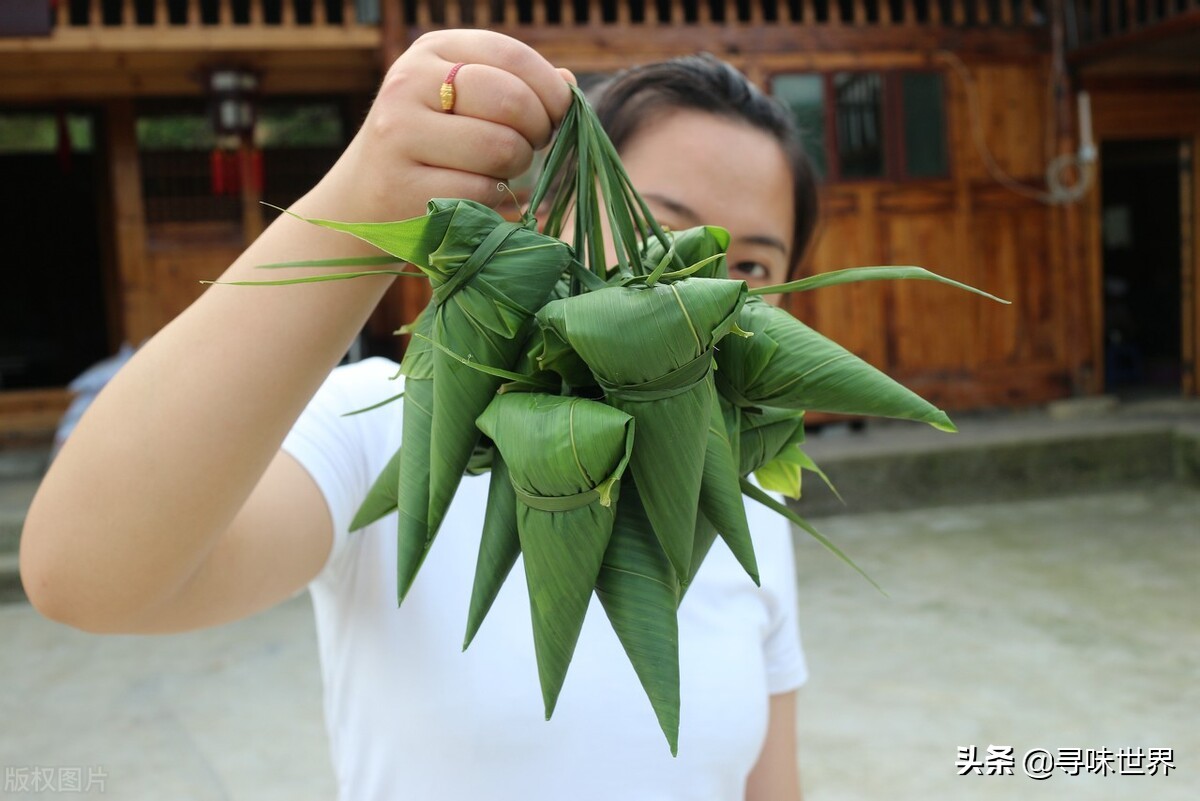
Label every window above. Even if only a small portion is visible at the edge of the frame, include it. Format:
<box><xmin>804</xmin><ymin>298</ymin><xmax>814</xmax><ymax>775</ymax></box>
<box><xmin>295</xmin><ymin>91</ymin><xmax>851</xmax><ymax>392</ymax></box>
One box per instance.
<box><xmin>136</xmin><ymin>99</ymin><xmax>347</xmax><ymax>225</ymax></box>
<box><xmin>0</xmin><ymin>113</ymin><xmax>93</xmax><ymax>154</ymax></box>
<box><xmin>771</xmin><ymin>74</ymin><xmax>827</xmax><ymax>178</ymax></box>
<box><xmin>771</xmin><ymin>70</ymin><xmax>950</xmax><ymax>183</ymax></box>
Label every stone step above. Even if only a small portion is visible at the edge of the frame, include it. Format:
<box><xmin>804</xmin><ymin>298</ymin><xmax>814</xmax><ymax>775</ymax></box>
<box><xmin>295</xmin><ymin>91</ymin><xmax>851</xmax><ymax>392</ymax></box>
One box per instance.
<box><xmin>795</xmin><ymin>421</ymin><xmax>1198</xmax><ymax>518</ymax></box>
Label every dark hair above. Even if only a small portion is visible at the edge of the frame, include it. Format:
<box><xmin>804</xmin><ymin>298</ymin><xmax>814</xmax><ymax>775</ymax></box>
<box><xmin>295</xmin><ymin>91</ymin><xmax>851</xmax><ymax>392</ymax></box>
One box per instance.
<box><xmin>590</xmin><ymin>54</ymin><xmax>820</xmax><ymax>276</ymax></box>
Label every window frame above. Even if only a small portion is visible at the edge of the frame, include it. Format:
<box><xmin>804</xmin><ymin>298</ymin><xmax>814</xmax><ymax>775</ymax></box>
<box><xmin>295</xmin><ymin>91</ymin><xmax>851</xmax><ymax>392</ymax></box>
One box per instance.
<box><xmin>771</xmin><ymin>68</ymin><xmax>952</xmax><ymax>185</ymax></box>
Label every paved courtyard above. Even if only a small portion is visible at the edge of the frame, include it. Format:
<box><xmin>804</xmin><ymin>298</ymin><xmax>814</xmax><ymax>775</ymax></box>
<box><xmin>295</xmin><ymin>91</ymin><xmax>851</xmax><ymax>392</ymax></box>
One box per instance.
<box><xmin>1</xmin><ymin>486</ymin><xmax>1196</xmax><ymax>799</ymax></box>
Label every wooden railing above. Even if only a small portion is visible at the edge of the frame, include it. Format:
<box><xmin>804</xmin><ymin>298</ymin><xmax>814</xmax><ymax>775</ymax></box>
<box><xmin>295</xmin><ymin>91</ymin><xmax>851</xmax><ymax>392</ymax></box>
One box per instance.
<box><xmin>52</xmin><ymin>0</ymin><xmax>376</xmax><ymax>30</ymax></box>
<box><xmin>1066</xmin><ymin>0</ymin><xmax>1200</xmax><ymax>50</ymax></box>
<box><xmin>395</xmin><ymin>0</ymin><xmax>1047</xmax><ymax>27</ymax></box>
<box><xmin>46</xmin><ymin>0</ymin><xmax>1046</xmax><ymax>31</ymax></box>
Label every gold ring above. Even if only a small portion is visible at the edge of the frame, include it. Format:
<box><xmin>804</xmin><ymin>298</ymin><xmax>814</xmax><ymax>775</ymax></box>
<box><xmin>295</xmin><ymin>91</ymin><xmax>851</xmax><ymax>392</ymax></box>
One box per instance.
<box><xmin>440</xmin><ymin>62</ymin><xmax>464</xmax><ymax>114</ymax></box>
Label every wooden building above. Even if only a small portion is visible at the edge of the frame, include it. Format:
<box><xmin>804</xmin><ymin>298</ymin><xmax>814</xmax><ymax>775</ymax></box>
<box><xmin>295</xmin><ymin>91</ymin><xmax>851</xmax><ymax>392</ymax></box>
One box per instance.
<box><xmin>1</xmin><ymin>0</ymin><xmax>1197</xmax><ymax>442</ymax></box>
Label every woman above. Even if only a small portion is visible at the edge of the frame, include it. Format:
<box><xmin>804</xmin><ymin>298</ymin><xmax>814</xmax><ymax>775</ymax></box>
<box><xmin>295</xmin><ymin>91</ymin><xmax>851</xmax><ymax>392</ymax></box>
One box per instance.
<box><xmin>22</xmin><ymin>29</ymin><xmax>819</xmax><ymax>800</ymax></box>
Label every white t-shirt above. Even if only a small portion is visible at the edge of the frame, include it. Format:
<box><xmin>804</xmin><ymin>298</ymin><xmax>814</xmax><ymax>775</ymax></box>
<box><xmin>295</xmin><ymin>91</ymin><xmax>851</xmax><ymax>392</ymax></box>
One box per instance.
<box><xmin>283</xmin><ymin>357</ymin><xmax>807</xmax><ymax>801</ymax></box>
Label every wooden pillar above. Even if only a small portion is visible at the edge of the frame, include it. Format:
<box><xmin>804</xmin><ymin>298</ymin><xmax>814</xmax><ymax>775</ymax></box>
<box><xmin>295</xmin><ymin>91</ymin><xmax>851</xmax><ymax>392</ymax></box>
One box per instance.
<box><xmin>105</xmin><ymin>99</ymin><xmax>152</xmax><ymax>345</ymax></box>
<box><xmin>1183</xmin><ymin>136</ymin><xmax>1199</xmax><ymax>396</ymax></box>
<box><xmin>381</xmin><ymin>0</ymin><xmax>407</xmax><ymax>69</ymax></box>
<box><xmin>239</xmin><ymin>138</ymin><xmax>264</xmax><ymax>245</ymax></box>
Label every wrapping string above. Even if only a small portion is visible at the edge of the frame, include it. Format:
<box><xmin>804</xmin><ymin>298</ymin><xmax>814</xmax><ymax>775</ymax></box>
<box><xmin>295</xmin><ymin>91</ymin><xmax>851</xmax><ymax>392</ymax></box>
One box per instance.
<box><xmin>512</xmin><ymin>483</ymin><xmax>603</xmax><ymax>513</ymax></box>
<box><xmin>598</xmin><ymin>348</ymin><xmax>715</xmax><ymax>403</ymax></box>
<box><xmin>430</xmin><ymin>221</ymin><xmax>523</xmax><ymax>306</ymax></box>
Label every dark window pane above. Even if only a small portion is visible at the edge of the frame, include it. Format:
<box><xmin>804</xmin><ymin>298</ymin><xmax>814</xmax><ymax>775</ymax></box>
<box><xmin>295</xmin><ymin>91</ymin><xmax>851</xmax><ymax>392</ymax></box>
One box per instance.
<box><xmin>833</xmin><ymin>72</ymin><xmax>885</xmax><ymax>179</ymax></box>
<box><xmin>902</xmin><ymin>72</ymin><xmax>948</xmax><ymax>178</ymax></box>
<box><xmin>771</xmin><ymin>73</ymin><xmax>827</xmax><ymax>179</ymax></box>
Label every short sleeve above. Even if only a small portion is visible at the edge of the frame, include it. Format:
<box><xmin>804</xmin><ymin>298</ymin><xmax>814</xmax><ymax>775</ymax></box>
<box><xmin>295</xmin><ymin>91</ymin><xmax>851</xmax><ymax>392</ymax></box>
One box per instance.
<box><xmin>746</xmin><ymin>493</ymin><xmax>809</xmax><ymax>694</ymax></box>
<box><xmin>281</xmin><ymin>357</ymin><xmax>403</xmax><ymax>582</ymax></box>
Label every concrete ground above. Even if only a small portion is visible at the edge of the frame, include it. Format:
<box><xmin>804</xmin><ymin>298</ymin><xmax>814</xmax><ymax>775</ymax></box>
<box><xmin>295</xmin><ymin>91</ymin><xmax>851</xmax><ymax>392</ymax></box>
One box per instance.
<box><xmin>1</xmin><ymin>484</ymin><xmax>1195</xmax><ymax>800</ymax></box>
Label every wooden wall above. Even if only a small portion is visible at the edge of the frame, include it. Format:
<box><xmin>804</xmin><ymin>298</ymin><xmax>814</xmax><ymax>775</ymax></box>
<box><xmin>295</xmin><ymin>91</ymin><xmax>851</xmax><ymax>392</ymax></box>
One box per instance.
<box><xmin>799</xmin><ymin>58</ymin><xmax>1083</xmax><ymax>410</ymax></box>
<box><xmin>8</xmin><ymin>8</ymin><xmax>1108</xmax><ymax>419</ymax></box>
<box><xmin>112</xmin><ymin>43</ymin><xmax>1084</xmax><ymax>414</ymax></box>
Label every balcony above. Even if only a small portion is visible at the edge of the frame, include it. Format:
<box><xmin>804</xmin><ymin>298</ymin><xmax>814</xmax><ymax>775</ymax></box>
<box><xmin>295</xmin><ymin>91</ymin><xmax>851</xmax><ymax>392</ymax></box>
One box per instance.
<box><xmin>0</xmin><ymin>0</ymin><xmax>1054</xmax><ymax>99</ymax></box>
<box><xmin>1066</xmin><ymin>0</ymin><xmax>1200</xmax><ymax>71</ymax></box>
<box><xmin>0</xmin><ymin>2</ymin><xmax>382</xmax><ymax>98</ymax></box>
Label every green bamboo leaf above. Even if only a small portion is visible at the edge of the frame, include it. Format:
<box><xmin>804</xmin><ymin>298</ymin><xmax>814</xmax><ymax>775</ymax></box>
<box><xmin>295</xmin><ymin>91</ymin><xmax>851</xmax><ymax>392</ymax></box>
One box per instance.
<box><xmin>695</xmin><ymin>380</ymin><xmax>759</xmax><ymax>584</ymax></box>
<box><xmin>341</xmin><ymin>390</ymin><xmax>404</xmax><ymax>417</ymax></box>
<box><xmin>477</xmin><ymin>393</ymin><xmax>636</xmax><ymax>718</ymax></box>
<box><xmin>203</xmin><ymin>269</ymin><xmax>421</xmax><ymax>287</ymax></box>
<box><xmin>740</xmin><ymin>478</ymin><xmax>885</xmax><ymax>596</ymax></box>
<box><xmin>349</xmin><ymin>446</ymin><xmax>402</xmax><ymax>532</ymax></box>
<box><xmin>263</xmin><ymin>201</ymin><xmax>456</xmax><ymax>267</ymax></box>
<box><xmin>641</xmin><ymin>225</ymin><xmax>730</xmax><ymax>279</ymax></box>
<box><xmin>717</xmin><ymin>297</ymin><xmax>957</xmax><ymax>432</ymax></box>
<box><xmin>393</xmin><ymin>307</ymin><xmax>437</xmax><ymax>604</ymax></box>
<box><xmin>794</xmin><ymin>446</ymin><xmax>842</xmax><ymax>503</ymax></box>
<box><xmin>736</xmin><ymin>407</ymin><xmax>806</xmax><ymax>476</ymax></box>
<box><xmin>536</xmin><ymin>278</ymin><xmax>748</xmax><ymax>585</ymax></box>
<box><xmin>462</xmin><ymin>455</ymin><xmax>521</xmax><ymax>649</ymax></box>
<box><xmin>753</xmin><ymin>449</ymin><xmax>805</xmax><ymax>500</ymax></box>
<box><xmin>751</xmin><ymin>265</ymin><xmax>1010</xmax><ymax>304</ymax></box>
<box><xmin>595</xmin><ymin>478</ymin><xmax>681</xmax><ymax>756</ymax></box>
<box><xmin>409</xmin><ymin>331</ymin><xmax>558</xmax><ymax>390</ymax></box>
<box><xmin>256</xmin><ymin>255</ymin><xmax>409</xmax><ymax>270</ymax></box>
<box><xmin>421</xmin><ymin>202</ymin><xmax>574</xmax><ymax>541</ymax></box>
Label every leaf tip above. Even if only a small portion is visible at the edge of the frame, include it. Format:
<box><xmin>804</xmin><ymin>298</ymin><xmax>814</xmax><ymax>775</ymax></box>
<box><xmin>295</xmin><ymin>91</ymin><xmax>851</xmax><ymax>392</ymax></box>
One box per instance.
<box><xmin>929</xmin><ymin>414</ymin><xmax>958</xmax><ymax>434</ymax></box>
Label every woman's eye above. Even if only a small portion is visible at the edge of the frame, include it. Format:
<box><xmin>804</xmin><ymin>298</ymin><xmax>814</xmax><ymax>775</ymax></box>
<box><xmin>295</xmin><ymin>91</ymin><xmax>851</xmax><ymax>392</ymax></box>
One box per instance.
<box><xmin>731</xmin><ymin>261</ymin><xmax>771</xmax><ymax>281</ymax></box>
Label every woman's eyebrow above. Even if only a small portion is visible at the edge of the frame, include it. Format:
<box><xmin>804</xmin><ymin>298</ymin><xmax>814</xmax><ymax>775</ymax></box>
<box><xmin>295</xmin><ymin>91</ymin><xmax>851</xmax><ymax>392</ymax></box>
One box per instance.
<box><xmin>643</xmin><ymin>193</ymin><xmax>701</xmax><ymax>224</ymax></box>
<box><xmin>742</xmin><ymin>234</ymin><xmax>789</xmax><ymax>255</ymax></box>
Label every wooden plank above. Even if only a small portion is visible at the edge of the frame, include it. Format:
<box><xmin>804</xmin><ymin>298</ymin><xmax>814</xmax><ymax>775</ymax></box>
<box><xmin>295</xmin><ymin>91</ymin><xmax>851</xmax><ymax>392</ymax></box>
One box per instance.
<box><xmin>803</xmin><ymin>187</ymin><xmax>891</xmax><ymax>371</ymax></box>
<box><xmin>881</xmin><ymin>204</ymin><xmax>975</xmax><ymax>372</ymax></box>
<box><xmin>889</xmin><ymin>362</ymin><xmax>1072</xmax><ymax>410</ymax></box>
<box><xmin>1088</xmin><ymin>86</ymin><xmax>1200</xmax><ymax>137</ymax></box>
<box><xmin>239</xmin><ymin>142</ymin><xmax>264</xmax><ymax>245</ymax></box>
<box><xmin>104</xmin><ymin>99</ymin><xmax>153</xmax><ymax>348</ymax></box>
<box><xmin>0</xmin><ymin>389</ymin><xmax>74</xmax><ymax>441</ymax></box>
<box><xmin>477</xmin><ymin>0</ymin><xmax>494</xmax><ymax>26</ymax></box>
<box><xmin>381</xmin><ymin>0</ymin><xmax>405</xmax><ymax>66</ymax></box>
<box><xmin>975</xmin><ymin>0</ymin><xmax>990</xmax><ymax>25</ymax></box>
<box><xmin>0</xmin><ymin>62</ymin><xmax>380</xmax><ymax>101</ymax></box>
<box><xmin>1184</xmin><ymin>136</ymin><xmax>1199</xmax><ymax>395</ymax></box>
<box><xmin>146</xmin><ymin>245</ymin><xmax>246</xmax><ymax>331</ymax></box>
<box><xmin>0</xmin><ymin>22</ymin><xmax>383</xmax><ymax>52</ymax></box>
